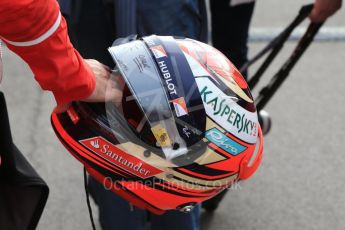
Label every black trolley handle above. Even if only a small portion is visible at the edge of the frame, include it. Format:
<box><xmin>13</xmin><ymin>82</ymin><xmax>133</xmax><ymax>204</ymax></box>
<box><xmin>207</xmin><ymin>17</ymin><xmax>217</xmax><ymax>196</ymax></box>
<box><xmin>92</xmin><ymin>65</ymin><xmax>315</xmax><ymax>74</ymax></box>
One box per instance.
<box><xmin>241</xmin><ymin>4</ymin><xmax>314</xmax><ymax>79</ymax></box>
<box><xmin>240</xmin><ymin>4</ymin><xmax>324</xmax><ymax>111</ymax></box>
<box><xmin>255</xmin><ymin>22</ymin><xmax>323</xmax><ymax>111</ymax></box>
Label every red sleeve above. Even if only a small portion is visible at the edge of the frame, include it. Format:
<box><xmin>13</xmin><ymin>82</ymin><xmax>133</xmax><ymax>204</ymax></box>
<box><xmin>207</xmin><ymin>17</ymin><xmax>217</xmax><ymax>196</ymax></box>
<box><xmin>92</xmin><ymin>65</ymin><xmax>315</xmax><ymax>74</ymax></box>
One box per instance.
<box><xmin>0</xmin><ymin>0</ymin><xmax>95</xmax><ymax>105</ymax></box>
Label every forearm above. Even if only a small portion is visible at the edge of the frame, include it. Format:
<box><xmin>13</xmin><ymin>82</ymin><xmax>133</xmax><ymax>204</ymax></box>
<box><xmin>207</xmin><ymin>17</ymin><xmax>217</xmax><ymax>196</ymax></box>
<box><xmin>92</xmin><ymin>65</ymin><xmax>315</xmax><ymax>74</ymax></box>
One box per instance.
<box><xmin>0</xmin><ymin>0</ymin><xmax>95</xmax><ymax>105</ymax></box>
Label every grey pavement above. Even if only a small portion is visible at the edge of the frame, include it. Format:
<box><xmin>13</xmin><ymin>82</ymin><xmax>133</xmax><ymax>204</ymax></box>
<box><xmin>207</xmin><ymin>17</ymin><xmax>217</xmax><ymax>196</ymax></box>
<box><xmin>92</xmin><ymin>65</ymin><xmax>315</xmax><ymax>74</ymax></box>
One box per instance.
<box><xmin>1</xmin><ymin>1</ymin><xmax>345</xmax><ymax>230</ymax></box>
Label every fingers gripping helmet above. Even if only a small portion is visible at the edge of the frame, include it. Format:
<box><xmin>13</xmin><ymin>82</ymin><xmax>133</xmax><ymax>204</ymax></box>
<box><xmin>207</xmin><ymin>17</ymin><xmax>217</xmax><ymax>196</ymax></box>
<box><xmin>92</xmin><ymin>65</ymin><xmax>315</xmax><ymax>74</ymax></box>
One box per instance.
<box><xmin>51</xmin><ymin>35</ymin><xmax>263</xmax><ymax>214</ymax></box>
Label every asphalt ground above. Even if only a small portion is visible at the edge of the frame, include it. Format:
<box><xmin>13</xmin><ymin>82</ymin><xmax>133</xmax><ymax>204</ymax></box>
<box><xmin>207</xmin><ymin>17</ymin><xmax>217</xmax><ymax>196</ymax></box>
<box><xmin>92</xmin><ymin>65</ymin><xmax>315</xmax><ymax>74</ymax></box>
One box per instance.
<box><xmin>1</xmin><ymin>1</ymin><xmax>345</xmax><ymax>229</ymax></box>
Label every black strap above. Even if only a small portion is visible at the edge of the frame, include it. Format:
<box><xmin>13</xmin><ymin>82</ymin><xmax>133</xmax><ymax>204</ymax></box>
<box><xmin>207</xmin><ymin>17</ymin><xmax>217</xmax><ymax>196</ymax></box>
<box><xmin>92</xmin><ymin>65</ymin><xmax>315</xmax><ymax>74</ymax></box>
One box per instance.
<box><xmin>84</xmin><ymin>168</ymin><xmax>96</xmax><ymax>230</ymax></box>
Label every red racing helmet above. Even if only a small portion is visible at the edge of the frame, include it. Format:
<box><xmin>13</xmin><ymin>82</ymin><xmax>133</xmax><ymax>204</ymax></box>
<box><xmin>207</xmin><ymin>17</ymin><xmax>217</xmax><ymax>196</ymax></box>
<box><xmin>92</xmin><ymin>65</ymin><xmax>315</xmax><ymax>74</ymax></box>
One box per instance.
<box><xmin>51</xmin><ymin>35</ymin><xmax>263</xmax><ymax>214</ymax></box>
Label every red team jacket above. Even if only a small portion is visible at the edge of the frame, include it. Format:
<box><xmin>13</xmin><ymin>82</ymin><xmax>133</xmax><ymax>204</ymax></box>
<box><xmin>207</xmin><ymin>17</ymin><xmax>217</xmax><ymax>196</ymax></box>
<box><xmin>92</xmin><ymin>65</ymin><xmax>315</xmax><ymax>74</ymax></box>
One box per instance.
<box><xmin>0</xmin><ymin>0</ymin><xmax>96</xmax><ymax>105</ymax></box>
<box><xmin>0</xmin><ymin>1</ymin><xmax>95</xmax><ymax>229</ymax></box>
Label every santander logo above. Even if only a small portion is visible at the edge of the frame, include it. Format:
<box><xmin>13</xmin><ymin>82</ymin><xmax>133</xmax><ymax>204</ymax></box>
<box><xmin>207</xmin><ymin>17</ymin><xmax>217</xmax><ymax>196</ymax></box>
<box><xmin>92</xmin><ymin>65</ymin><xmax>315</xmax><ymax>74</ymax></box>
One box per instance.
<box><xmin>80</xmin><ymin>137</ymin><xmax>162</xmax><ymax>179</ymax></box>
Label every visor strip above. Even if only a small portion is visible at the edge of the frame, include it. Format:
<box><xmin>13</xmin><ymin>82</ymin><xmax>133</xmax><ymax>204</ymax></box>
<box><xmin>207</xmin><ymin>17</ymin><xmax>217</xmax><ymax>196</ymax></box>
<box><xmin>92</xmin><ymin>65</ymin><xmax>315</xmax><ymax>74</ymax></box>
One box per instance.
<box><xmin>143</xmin><ymin>35</ymin><xmax>206</xmax><ymax>146</ymax></box>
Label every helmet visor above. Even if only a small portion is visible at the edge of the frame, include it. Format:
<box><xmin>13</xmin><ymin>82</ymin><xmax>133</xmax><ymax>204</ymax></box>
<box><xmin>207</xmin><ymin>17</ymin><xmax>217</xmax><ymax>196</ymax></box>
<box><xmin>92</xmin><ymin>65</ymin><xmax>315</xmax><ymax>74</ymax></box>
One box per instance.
<box><xmin>101</xmin><ymin>40</ymin><xmax>206</xmax><ymax>166</ymax></box>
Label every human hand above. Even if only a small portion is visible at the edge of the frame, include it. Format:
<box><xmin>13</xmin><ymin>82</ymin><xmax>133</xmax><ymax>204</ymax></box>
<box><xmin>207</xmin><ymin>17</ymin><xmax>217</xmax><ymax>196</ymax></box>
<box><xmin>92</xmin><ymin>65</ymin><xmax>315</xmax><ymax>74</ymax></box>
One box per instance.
<box><xmin>54</xmin><ymin>59</ymin><xmax>123</xmax><ymax>113</ymax></box>
<box><xmin>82</xmin><ymin>59</ymin><xmax>123</xmax><ymax>103</ymax></box>
<box><xmin>309</xmin><ymin>0</ymin><xmax>342</xmax><ymax>22</ymax></box>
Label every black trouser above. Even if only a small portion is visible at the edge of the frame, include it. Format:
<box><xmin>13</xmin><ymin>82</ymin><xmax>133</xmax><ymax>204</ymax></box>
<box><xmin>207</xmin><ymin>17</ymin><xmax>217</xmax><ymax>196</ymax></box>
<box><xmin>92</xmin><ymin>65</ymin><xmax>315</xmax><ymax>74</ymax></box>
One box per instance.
<box><xmin>65</xmin><ymin>0</ymin><xmax>116</xmax><ymax>66</ymax></box>
<box><xmin>203</xmin><ymin>0</ymin><xmax>255</xmax><ymax>210</ymax></box>
<box><xmin>63</xmin><ymin>0</ymin><xmax>208</xmax><ymax>67</ymax></box>
<box><xmin>210</xmin><ymin>0</ymin><xmax>255</xmax><ymax>78</ymax></box>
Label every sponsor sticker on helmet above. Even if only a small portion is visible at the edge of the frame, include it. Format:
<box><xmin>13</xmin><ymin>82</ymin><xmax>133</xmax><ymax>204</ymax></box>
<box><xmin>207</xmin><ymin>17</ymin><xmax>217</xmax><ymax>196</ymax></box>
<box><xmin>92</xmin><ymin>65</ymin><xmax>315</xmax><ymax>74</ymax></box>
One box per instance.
<box><xmin>151</xmin><ymin>124</ymin><xmax>172</xmax><ymax>147</ymax></box>
<box><xmin>171</xmin><ymin>97</ymin><xmax>188</xmax><ymax>117</ymax></box>
<box><xmin>67</xmin><ymin>106</ymin><xmax>80</xmax><ymax>124</ymax></box>
<box><xmin>80</xmin><ymin>136</ymin><xmax>163</xmax><ymax>179</ymax></box>
<box><xmin>151</xmin><ymin>45</ymin><xmax>167</xmax><ymax>59</ymax></box>
<box><xmin>196</xmin><ymin>77</ymin><xmax>258</xmax><ymax>144</ymax></box>
<box><xmin>205</xmin><ymin>128</ymin><xmax>246</xmax><ymax>156</ymax></box>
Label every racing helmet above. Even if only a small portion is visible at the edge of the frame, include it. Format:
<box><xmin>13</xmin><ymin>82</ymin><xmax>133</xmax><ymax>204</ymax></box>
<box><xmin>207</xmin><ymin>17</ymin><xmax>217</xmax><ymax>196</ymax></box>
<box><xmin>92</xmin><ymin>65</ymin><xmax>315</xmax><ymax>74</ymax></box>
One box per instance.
<box><xmin>51</xmin><ymin>35</ymin><xmax>263</xmax><ymax>214</ymax></box>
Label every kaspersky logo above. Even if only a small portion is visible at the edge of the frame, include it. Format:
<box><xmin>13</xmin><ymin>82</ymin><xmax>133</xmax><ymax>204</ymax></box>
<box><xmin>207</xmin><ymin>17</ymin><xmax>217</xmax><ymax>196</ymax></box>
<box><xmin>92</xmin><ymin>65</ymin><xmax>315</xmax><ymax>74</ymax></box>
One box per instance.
<box><xmin>80</xmin><ymin>137</ymin><xmax>162</xmax><ymax>179</ymax></box>
<box><xmin>196</xmin><ymin>77</ymin><xmax>258</xmax><ymax>144</ymax></box>
<box><xmin>201</xmin><ymin>86</ymin><xmax>257</xmax><ymax>135</ymax></box>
